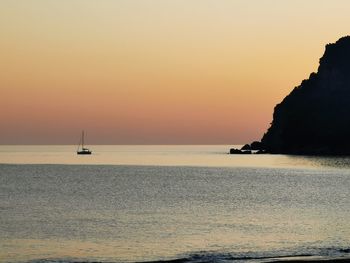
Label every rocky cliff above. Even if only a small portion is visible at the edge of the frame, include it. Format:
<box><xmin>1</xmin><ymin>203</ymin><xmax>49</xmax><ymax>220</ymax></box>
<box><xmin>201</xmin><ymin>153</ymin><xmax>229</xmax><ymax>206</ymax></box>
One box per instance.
<box><xmin>261</xmin><ymin>36</ymin><xmax>350</xmax><ymax>155</ymax></box>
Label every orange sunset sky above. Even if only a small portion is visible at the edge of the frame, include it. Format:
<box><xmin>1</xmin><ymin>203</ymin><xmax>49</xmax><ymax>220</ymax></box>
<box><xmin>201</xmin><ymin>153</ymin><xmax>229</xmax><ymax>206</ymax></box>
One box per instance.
<box><xmin>1</xmin><ymin>0</ymin><xmax>350</xmax><ymax>144</ymax></box>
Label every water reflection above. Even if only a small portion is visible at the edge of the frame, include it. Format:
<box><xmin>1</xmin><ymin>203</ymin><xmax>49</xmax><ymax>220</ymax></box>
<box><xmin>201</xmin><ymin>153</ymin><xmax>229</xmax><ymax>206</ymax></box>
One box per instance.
<box><xmin>1</xmin><ymin>145</ymin><xmax>350</xmax><ymax>170</ymax></box>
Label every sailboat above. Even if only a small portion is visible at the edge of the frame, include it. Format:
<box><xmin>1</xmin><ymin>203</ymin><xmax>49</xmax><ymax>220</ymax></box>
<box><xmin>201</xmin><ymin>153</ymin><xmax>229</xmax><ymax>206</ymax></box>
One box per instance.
<box><xmin>77</xmin><ymin>130</ymin><xmax>92</xmax><ymax>155</ymax></box>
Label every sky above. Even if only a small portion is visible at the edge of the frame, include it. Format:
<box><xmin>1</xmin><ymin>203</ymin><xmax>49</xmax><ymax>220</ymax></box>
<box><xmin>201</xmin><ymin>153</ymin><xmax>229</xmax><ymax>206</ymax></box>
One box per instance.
<box><xmin>1</xmin><ymin>0</ymin><xmax>350</xmax><ymax>144</ymax></box>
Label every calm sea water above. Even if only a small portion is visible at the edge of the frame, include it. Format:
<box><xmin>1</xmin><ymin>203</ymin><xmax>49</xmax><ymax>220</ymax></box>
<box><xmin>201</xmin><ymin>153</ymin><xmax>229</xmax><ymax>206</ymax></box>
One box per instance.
<box><xmin>1</xmin><ymin>145</ymin><xmax>350</xmax><ymax>263</ymax></box>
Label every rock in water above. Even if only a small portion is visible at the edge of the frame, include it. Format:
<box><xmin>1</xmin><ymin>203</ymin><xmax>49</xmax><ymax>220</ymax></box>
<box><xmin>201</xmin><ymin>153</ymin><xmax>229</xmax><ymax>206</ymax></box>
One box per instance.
<box><xmin>241</xmin><ymin>144</ymin><xmax>251</xmax><ymax>150</ymax></box>
<box><xmin>261</xmin><ymin>36</ymin><xmax>350</xmax><ymax>155</ymax></box>
<box><xmin>230</xmin><ymin>148</ymin><xmax>243</xmax><ymax>154</ymax></box>
<box><xmin>250</xmin><ymin>141</ymin><xmax>264</xmax><ymax>150</ymax></box>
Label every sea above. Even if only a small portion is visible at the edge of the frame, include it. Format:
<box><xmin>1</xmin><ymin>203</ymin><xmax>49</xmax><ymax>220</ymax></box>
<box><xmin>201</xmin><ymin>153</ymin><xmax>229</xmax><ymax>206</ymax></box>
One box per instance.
<box><xmin>1</xmin><ymin>145</ymin><xmax>350</xmax><ymax>263</ymax></box>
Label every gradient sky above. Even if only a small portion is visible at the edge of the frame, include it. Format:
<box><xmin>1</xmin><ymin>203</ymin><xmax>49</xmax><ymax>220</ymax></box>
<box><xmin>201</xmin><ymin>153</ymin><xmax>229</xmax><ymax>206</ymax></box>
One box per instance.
<box><xmin>1</xmin><ymin>0</ymin><xmax>350</xmax><ymax>144</ymax></box>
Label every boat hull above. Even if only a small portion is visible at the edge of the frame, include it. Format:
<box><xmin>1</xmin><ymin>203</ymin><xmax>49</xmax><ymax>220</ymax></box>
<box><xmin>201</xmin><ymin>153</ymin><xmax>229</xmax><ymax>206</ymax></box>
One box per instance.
<box><xmin>77</xmin><ymin>151</ymin><xmax>92</xmax><ymax>155</ymax></box>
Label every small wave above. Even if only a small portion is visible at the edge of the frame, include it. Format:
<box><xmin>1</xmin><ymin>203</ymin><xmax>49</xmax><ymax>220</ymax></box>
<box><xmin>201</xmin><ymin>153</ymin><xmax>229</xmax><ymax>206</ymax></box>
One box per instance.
<box><xmin>139</xmin><ymin>247</ymin><xmax>350</xmax><ymax>263</ymax></box>
<box><xmin>138</xmin><ymin>253</ymin><xmax>313</xmax><ymax>263</ymax></box>
<box><xmin>20</xmin><ymin>246</ymin><xmax>350</xmax><ymax>263</ymax></box>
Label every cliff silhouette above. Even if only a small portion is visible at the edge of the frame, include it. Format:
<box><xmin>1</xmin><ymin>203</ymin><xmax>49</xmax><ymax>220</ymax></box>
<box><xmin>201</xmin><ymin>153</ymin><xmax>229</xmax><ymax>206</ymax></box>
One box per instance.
<box><xmin>261</xmin><ymin>36</ymin><xmax>350</xmax><ymax>155</ymax></box>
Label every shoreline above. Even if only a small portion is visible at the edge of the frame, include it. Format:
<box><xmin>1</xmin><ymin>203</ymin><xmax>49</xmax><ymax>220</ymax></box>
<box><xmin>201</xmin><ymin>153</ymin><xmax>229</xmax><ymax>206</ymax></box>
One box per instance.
<box><xmin>269</xmin><ymin>259</ymin><xmax>350</xmax><ymax>263</ymax></box>
<box><xmin>140</xmin><ymin>256</ymin><xmax>350</xmax><ymax>263</ymax></box>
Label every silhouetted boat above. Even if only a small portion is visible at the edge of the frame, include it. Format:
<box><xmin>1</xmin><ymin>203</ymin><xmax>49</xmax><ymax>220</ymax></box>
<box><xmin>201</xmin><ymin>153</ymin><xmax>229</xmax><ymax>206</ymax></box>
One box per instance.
<box><xmin>77</xmin><ymin>130</ymin><xmax>92</xmax><ymax>155</ymax></box>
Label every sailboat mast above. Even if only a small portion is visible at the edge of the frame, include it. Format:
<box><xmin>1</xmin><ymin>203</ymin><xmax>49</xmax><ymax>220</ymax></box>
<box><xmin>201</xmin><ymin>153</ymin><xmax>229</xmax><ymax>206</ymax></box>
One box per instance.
<box><xmin>82</xmin><ymin>130</ymin><xmax>84</xmax><ymax>149</ymax></box>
